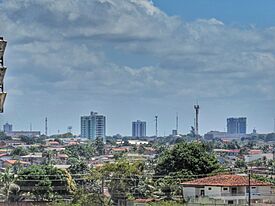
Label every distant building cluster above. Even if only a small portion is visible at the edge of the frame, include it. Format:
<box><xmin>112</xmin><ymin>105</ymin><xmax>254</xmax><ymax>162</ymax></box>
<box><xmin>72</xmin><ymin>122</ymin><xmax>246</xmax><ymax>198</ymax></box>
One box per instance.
<box><xmin>132</xmin><ymin>120</ymin><xmax>146</xmax><ymax>138</ymax></box>
<box><xmin>81</xmin><ymin>111</ymin><xmax>106</xmax><ymax>141</ymax></box>
<box><xmin>204</xmin><ymin>117</ymin><xmax>248</xmax><ymax>140</ymax></box>
<box><xmin>3</xmin><ymin>123</ymin><xmax>40</xmax><ymax>138</ymax></box>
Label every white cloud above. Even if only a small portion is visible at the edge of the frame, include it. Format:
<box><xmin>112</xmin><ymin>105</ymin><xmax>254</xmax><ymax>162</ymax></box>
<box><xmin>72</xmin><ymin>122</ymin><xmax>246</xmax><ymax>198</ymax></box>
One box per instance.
<box><xmin>1</xmin><ymin>0</ymin><xmax>275</xmax><ymax>134</ymax></box>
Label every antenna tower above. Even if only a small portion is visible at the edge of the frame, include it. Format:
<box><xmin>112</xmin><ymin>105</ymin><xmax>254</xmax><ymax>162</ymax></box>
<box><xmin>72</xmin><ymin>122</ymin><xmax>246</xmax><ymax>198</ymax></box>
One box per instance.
<box><xmin>194</xmin><ymin>104</ymin><xmax>200</xmax><ymax>135</ymax></box>
<box><xmin>155</xmin><ymin>115</ymin><xmax>158</xmax><ymax>137</ymax></box>
<box><xmin>45</xmin><ymin>117</ymin><xmax>48</xmax><ymax>136</ymax></box>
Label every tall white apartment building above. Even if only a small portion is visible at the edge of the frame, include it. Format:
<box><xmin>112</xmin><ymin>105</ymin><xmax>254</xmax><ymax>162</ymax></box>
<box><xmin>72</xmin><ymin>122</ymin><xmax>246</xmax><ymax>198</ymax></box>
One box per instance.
<box><xmin>81</xmin><ymin>111</ymin><xmax>106</xmax><ymax>141</ymax></box>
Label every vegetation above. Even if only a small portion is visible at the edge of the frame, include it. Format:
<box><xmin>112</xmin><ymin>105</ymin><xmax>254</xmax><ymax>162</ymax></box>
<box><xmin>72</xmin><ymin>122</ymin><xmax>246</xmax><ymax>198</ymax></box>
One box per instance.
<box><xmin>155</xmin><ymin>141</ymin><xmax>220</xmax><ymax>176</ymax></box>
<box><xmin>64</xmin><ymin>143</ymin><xmax>95</xmax><ymax>160</ymax></box>
<box><xmin>16</xmin><ymin>165</ymin><xmax>76</xmax><ymax>201</ymax></box>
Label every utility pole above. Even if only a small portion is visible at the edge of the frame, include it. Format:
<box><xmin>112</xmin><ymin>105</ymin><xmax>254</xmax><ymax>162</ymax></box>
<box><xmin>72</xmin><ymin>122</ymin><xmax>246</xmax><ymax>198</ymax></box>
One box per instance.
<box><xmin>155</xmin><ymin>115</ymin><xmax>158</xmax><ymax>137</ymax></box>
<box><xmin>248</xmin><ymin>171</ymin><xmax>251</xmax><ymax>206</ymax></box>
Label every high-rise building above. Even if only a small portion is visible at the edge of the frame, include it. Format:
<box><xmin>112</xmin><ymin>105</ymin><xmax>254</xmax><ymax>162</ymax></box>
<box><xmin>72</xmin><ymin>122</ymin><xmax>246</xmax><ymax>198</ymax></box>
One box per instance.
<box><xmin>227</xmin><ymin>117</ymin><xmax>247</xmax><ymax>134</ymax></box>
<box><xmin>81</xmin><ymin>111</ymin><xmax>106</xmax><ymax>141</ymax></box>
<box><xmin>132</xmin><ymin>120</ymin><xmax>146</xmax><ymax>138</ymax></box>
<box><xmin>3</xmin><ymin>122</ymin><xmax>12</xmax><ymax>132</ymax></box>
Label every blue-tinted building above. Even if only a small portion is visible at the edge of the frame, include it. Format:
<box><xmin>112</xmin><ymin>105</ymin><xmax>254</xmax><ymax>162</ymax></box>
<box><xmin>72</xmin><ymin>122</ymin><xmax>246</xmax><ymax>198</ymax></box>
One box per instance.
<box><xmin>132</xmin><ymin>120</ymin><xmax>146</xmax><ymax>138</ymax></box>
<box><xmin>227</xmin><ymin>117</ymin><xmax>247</xmax><ymax>134</ymax></box>
<box><xmin>81</xmin><ymin>111</ymin><xmax>106</xmax><ymax>141</ymax></box>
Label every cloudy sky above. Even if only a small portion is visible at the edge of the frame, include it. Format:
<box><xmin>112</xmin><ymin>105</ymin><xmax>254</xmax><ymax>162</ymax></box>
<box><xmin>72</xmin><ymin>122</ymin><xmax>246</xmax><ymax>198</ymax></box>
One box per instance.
<box><xmin>1</xmin><ymin>0</ymin><xmax>275</xmax><ymax>136</ymax></box>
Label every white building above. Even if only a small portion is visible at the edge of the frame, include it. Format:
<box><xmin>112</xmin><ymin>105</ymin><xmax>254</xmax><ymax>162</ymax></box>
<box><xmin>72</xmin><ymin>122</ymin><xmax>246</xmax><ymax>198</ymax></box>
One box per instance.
<box><xmin>181</xmin><ymin>174</ymin><xmax>273</xmax><ymax>205</ymax></box>
<box><xmin>244</xmin><ymin>153</ymin><xmax>274</xmax><ymax>163</ymax></box>
<box><xmin>81</xmin><ymin>111</ymin><xmax>106</xmax><ymax>141</ymax></box>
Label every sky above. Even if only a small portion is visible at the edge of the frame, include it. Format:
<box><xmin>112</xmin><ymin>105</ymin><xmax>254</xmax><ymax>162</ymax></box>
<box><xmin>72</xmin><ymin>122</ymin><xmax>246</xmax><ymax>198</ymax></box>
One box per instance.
<box><xmin>0</xmin><ymin>0</ymin><xmax>275</xmax><ymax>136</ymax></box>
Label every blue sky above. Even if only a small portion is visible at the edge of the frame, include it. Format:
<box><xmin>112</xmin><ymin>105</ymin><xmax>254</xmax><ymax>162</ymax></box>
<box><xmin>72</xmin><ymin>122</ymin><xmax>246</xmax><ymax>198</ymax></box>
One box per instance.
<box><xmin>154</xmin><ymin>0</ymin><xmax>275</xmax><ymax>27</ymax></box>
<box><xmin>0</xmin><ymin>0</ymin><xmax>275</xmax><ymax>136</ymax></box>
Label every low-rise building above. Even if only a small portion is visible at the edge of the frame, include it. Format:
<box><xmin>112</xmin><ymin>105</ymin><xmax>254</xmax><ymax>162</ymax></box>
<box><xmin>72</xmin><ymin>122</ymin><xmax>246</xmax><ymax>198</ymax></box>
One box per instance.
<box><xmin>5</xmin><ymin>131</ymin><xmax>40</xmax><ymax>138</ymax></box>
<box><xmin>181</xmin><ymin>174</ymin><xmax>273</xmax><ymax>205</ymax></box>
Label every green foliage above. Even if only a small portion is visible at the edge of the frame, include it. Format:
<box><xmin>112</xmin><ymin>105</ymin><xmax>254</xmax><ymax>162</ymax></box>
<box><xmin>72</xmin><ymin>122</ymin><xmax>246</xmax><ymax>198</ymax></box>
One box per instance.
<box><xmin>65</xmin><ymin>143</ymin><xmax>95</xmax><ymax>160</ymax></box>
<box><xmin>0</xmin><ymin>131</ymin><xmax>12</xmax><ymax>140</ymax></box>
<box><xmin>138</xmin><ymin>145</ymin><xmax>146</xmax><ymax>154</ymax></box>
<box><xmin>235</xmin><ymin>159</ymin><xmax>246</xmax><ymax>168</ymax></box>
<box><xmin>155</xmin><ymin>141</ymin><xmax>220</xmax><ymax>176</ymax></box>
<box><xmin>223</xmin><ymin>140</ymin><xmax>240</xmax><ymax>149</ymax></box>
<box><xmin>20</xmin><ymin>136</ymin><xmax>46</xmax><ymax>144</ymax></box>
<box><xmin>16</xmin><ymin>165</ymin><xmax>76</xmax><ymax>201</ymax></box>
<box><xmin>91</xmin><ymin>160</ymin><xmax>145</xmax><ymax>204</ymax></box>
<box><xmin>95</xmin><ymin>137</ymin><xmax>105</xmax><ymax>155</ymax></box>
<box><xmin>67</xmin><ymin>158</ymin><xmax>89</xmax><ymax>174</ymax></box>
<box><xmin>11</xmin><ymin>146</ymin><xmax>29</xmax><ymax>156</ymax></box>
<box><xmin>50</xmin><ymin>132</ymin><xmax>73</xmax><ymax>139</ymax></box>
<box><xmin>0</xmin><ymin>167</ymin><xmax>22</xmax><ymax>202</ymax></box>
<box><xmin>252</xmin><ymin>174</ymin><xmax>275</xmax><ymax>184</ymax></box>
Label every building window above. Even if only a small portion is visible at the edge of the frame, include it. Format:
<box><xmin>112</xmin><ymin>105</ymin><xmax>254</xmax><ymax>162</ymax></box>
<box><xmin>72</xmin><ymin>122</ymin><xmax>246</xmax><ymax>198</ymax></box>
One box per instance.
<box><xmin>223</xmin><ymin>188</ymin><xmax>228</xmax><ymax>191</ymax></box>
<box><xmin>208</xmin><ymin>187</ymin><xmax>212</xmax><ymax>190</ymax></box>
<box><xmin>228</xmin><ymin>200</ymin><xmax>234</xmax><ymax>204</ymax></box>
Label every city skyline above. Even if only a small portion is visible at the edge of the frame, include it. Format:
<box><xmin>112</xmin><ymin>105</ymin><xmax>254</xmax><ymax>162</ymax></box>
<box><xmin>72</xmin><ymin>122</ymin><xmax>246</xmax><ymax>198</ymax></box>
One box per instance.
<box><xmin>1</xmin><ymin>0</ymin><xmax>275</xmax><ymax>135</ymax></box>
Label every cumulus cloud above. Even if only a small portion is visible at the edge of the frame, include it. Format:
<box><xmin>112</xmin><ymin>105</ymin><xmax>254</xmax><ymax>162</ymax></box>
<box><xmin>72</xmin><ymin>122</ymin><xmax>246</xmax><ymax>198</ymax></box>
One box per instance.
<box><xmin>0</xmin><ymin>0</ymin><xmax>275</xmax><ymax>134</ymax></box>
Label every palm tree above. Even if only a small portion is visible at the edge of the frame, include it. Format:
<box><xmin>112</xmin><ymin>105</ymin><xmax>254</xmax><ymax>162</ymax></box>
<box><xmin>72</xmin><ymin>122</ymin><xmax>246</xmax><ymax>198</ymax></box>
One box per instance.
<box><xmin>0</xmin><ymin>167</ymin><xmax>23</xmax><ymax>204</ymax></box>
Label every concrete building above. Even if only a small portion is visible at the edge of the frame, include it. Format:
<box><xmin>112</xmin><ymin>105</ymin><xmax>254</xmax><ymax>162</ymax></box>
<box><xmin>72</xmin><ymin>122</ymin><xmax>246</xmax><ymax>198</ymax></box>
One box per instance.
<box><xmin>81</xmin><ymin>111</ymin><xmax>106</xmax><ymax>141</ymax></box>
<box><xmin>227</xmin><ymin>117</ymin><xmax>247</xmax><ymax>134</ymax></box>
<box><xmin>3</xmin><ymin>123</ymin><xmax>12</xmax><ymax>133</ymax></box>
<box><xmin>5</xmin><ymin>131</ymin><xmax>40</xmax><ymax>138</ymax></box>
<box><xmin>132</xmin><ymin>120</ymin><xmax>146</xmax><ymax>138</ymax></box>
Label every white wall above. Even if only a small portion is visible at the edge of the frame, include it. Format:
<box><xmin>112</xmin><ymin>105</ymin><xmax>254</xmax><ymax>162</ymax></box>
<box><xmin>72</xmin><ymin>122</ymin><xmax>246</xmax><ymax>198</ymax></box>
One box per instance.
<box><xmin>257</xmin><ymin>186</ymin><xmax>271</xmax><ymax>195</ymax></box>
<box><xmin>205</xmin><ymin>186</ymin><xmax>221</xmax><ymax>197</ymax></box>
<box><xmin>183</xmin><ymin>187</ymin><xmax>196</xmax><ymax>198</ymax></box>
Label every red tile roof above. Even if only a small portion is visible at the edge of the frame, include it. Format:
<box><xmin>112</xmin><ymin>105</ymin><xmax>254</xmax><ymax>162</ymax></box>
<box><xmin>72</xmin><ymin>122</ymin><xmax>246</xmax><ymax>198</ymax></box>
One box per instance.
<box><xmin>4</xmin><ymin>160</ymin><xmax>29</xmax><ymax>165</ymax></box>
<box><xmin>249</xmin><ymin>150</ymin><xmax>262</xmax><ymax>155</ymax></box>
<box><xmin>181</xmin><ymin>174</ymin><xmax>272</xmax><ymax>187</ymax></box>
<box><xmin>48</xmin><ymin>141</ymin><xmax>60</xmax><ymax>145</ymax></box>
<box><xmin>0</xmin><ymin>153</ymin><xmax>8</xmax><ymax>157</ymax></box>
<box><xmin>112</xmin><ymin>147</ymin><xmax>128</xmax><ymax>152</ymax></box>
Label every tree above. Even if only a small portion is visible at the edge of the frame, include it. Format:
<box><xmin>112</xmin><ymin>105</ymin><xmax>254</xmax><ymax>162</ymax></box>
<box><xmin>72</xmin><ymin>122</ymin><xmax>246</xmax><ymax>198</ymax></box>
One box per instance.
<box><xmin>0</xmin><ymin>167</ymin><xmax>23</xmax><ymax>203</ymax></box>
<box><xmin>235</xmin><ymin>159</ymin><xmax>246</xmax><ymax>168</ymax></box>
<box><xmin>0</xmin><ymin>131</ymin><xmax>12</xmax><ymax>140</ymax></box>
<box><xmin>16</xmin><ymin>165</ymin><xmax>76</xmax><ymax>201</ymax></box>
<box><xmin>68</xmin><ymin>157</ymin><xmax>89</xmax><ymax>175</ymax></box>
<box><xmin>11</xmin><ymin>147</ymin><xmax>29</xmax><ymax>156</ymax></box>
<box><xmin>155</xmin><ymin>141</ymin><xmax>220</xmax><ymax>176</ymax></box>
<box><xmin>91</xmin><ymin>160</ymin><xmax>144</xmax><ymax>205</ymax></box>
<box><xmin>95</xmin><ymin>137</ymin><xmax>105</xmax><ymax>155</ymax></box>
<box><xmin>65</xmin><ymin>143</ymin><xmax>95</xmax><ymax>160</ymax></box>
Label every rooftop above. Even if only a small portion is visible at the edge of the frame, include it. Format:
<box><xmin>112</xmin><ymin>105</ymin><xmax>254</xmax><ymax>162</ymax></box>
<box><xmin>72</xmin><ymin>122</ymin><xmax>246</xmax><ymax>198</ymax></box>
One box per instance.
<box><xmin>181</xmin><ymin>174</ymin><xmax>272</xmax><ymax>187</ymax></box>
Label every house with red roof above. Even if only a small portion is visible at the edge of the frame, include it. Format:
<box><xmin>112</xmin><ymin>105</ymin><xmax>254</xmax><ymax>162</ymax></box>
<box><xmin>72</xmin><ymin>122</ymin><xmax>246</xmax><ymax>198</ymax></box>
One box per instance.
<box><xmin>181</xmin><ymin>174</ymin><xmax>273</xmax><ymax>205</ymax></box>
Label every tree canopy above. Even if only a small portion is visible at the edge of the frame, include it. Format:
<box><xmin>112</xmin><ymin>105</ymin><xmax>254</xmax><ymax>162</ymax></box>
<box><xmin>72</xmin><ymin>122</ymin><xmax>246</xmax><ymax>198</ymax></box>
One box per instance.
<box><xmin>155</xmin><ymin>141</ymin><xmax>220</xmax><ymax>176</ymax></box>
